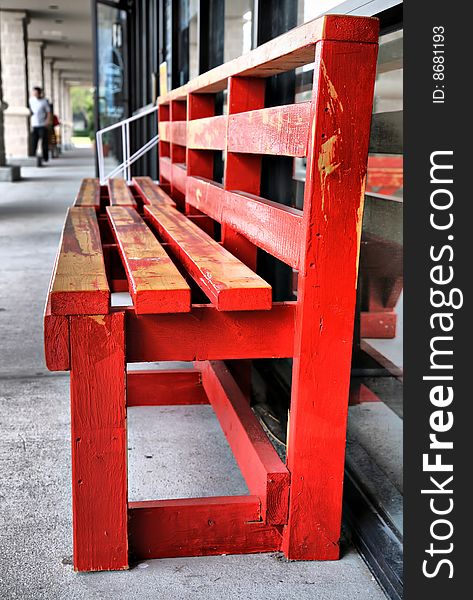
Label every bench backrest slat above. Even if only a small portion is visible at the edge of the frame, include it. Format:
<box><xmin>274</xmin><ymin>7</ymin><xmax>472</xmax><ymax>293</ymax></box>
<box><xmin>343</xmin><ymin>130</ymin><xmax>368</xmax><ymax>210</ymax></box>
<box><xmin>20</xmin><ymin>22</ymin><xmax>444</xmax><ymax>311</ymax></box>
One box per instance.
<box><xmin>186</xmin><ymin>176</ymin><xmax>303</xmax><ymax>269</ymax></box>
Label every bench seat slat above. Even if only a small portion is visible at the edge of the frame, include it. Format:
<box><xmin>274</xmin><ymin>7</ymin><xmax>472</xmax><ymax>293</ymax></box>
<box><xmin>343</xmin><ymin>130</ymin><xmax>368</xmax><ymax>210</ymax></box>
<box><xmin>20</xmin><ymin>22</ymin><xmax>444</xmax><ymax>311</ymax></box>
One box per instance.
<box><xmin>107</xmin><ymin>206</ymin><xmax>191</xmax><ymax>314</ymax></box>
<box><xmin>74</xmin><ymin>178</ymin><xmax>100</xmax><ymax>209</ymax></box>
<box><xmin>144</xmin><ymin>205</ymin><xmax>272</xmax><ymax>311</ymax></box>
<box><xmin>132</xmin><ymin>176</ymin><xmax>176</xmax><ymax>207</ymax></box>
<box><xmin>50</xmin><ymin>207</ymin><xmax>110</xmax><ymax>315</ymax></box>
<box><xmin>108</xmin><ymin>178</ymin><xmax>137</xmax><ymax>207</ymax></box>
<box><xmin>187</xmin><ymin>176</ymin><xmax>303</xmax><ymax>269</ymax></box>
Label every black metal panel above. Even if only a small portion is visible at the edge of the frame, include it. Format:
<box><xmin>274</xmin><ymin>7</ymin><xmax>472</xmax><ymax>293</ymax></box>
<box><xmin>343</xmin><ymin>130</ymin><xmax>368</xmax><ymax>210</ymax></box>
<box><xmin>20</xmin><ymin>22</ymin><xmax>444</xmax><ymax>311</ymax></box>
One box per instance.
<box><xmin>126</xmin><ymin>0</ymin><xmax>159</xmax><ymax>179</ymax></box>
<box><xmin>343</xmin><ymin>468</ymin><xmax>403</xmax><ymax>600</ymax></box>
<box><xmin>198</xmin><ymin>0</ymin><xmax>224</xmax><ymax>73</ymax></box>
<box><xmin>256</xmin><ymin>0</ymin><xmax>297</xmax><ymax>302</ymax></box>
<box><xmin>370</xmin><ymin>111</ymin><xmax>403</xmax><ymax>154</ymax></box>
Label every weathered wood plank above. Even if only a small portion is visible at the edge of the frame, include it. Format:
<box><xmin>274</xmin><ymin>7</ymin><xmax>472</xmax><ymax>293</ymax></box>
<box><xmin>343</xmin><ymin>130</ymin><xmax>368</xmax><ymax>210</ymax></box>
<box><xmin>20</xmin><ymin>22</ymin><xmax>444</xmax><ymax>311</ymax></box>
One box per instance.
<box><xmin>70</xmin><ymin>312</ymin><xmax>128</xmax><ymax>571</ymax></box>
<box><xmin>127</xmin><ymin>369</ymin><xmax>207</xmax><ymax>406</ymax></box>
<box><xmin>171</xmin><ymin>120</ymin><xmax>187</xmax><ymax>146</ymax></box>
<box><xmin>50</xmin><ymin>208</ymin><xmax>109</xmax><ymax>315</ymax></box>
<box><xmin>107</xmin><ymin>206</ymin><xmax>190</xmax><ymax>314</ymax></box>
<box><xmin>128</xmin><ymin>496</ymin><xmax>281</xmax><ymax>559</ymax></box>
<box><xmin>282</xmin><ymin>39</ymin><xmax>379</xmax><ymax>561</ymax></box>
<box><xmin>187</xmin><ymin>115</ymin><xmax>226</xmax><ymax>150</ymax></box>
<box><xmin>187</xmin><ymin>176</ymin><xmax>303</xmax><ymax>269</ymax></box>
<box><xmin>125</xmin><ymin>303</ymin><xmax>295</xmax><ymax>362</ymax></box>
<box><xmin>228</xmin><ymin>102</ymin><xmax>310</xmax><ymax>157</ymax></box>
<box><xmin>132</xmin><ymin>176</ymin><xmax>176</xmax><ymax>207</ymax></box>
<box><xmin>108</xmin><ymin>178</ymin><xmax>137</xmax><ymax>207</ymax></box>
<box><xmin>144</xmin><ymin>204</ymin><xmax>272</xmax><ymax>311</ymax></box>
<box><xmin>158</xmin><ymin>120</ymin><xmax>171</xmax><ymax>142</ymax></box>
<box><xmin>201</xmin><ymin>361</ymin><xmax>289</xmax><ymax>524</ymax></box>
<box><xmin>158</xmin><ymin>15</ymin><xmax>378</xmax><ymax>101</ymax></box>
<box><xmin>74</xmin><ymin>178</ymin><xmax>101</xmax><ymax>209</ymax></box>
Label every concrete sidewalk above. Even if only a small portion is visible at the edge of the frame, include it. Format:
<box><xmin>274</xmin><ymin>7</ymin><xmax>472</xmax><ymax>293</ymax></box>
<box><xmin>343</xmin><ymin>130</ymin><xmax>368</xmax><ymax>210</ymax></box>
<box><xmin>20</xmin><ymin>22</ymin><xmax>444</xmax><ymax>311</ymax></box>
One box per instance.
<box><xmin>0</xmin><ymin>148</ymin><xmax>386</xmax><ymax>600</ymax></box>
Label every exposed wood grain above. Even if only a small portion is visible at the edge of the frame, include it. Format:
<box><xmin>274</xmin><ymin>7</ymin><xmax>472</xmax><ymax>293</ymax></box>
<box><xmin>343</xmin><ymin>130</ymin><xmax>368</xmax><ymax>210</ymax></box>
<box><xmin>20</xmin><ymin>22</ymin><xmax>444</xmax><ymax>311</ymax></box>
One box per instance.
<box><xmin>158</xmin><ymin>16</ymin><xmax>378</xmax><ymax>100</ymax></box>
<box><xmin>132</xmin><ymin>176</ymin><xmax>176</xmax><ymax>207</ymax></box>
<box><xmin>44</xmin><ymin>296</ymin><xmax>70</xmax><ymax>370</ymax></box>
<box><xmin>50</xmin><ymin>207</ymin><xmax>109</xmax><ymax>315</ymax></box>
<box><xmin>70</xmin><ymin>312</ymin><xmax>128</xmax><ymax>571</ymax></box>
<box><xmin>108</xmin><ymin>178</ymin><xmax>137</xmax><ymax>207</ymax></box>
<box><xmin>128</xmin><ymin>496</ymin><xmax>282</xmax><ymax>559</ymax></box>
<box><xmin>228</xmin><ymin>102</ymin><xmax>310</xmax><ymax>157</ymax></box>
<box><xmin>144</xmin><ymin>204</ymin><xmax>271</xmax><ymax>311</ymax></box>
<box><xmin>127</xmin><ymin>369</ymin><xmax>207</xmax><ymax>406</ymax></box>
<box><xmin>201</xmin><ymin>361</ymin><xmax>289</xmax><ymax>524</ymax></box>
<box><xmin>187</xmin><ymin>176</ymin><xmax>303</xmax><ymax>269</ymax></box>
<box><xmin>125</xmin><ymin>303</ymin><xmax>295</xmax><ymax>362</ymax></box>
<box><xmin>187</xmin><ymin>115</ymin><xmax>226</xmax><ymax>150</ymax></box>
<box><xmin>282</xmin><ymin>40</ymin><xmax>378</xmax><ymax>560</ymax></box>
<box><xmin>74</xmin><ymin>178</ymin><xmax>101</xmax><ymax>209</ymax></box>
<box><xmin>107</xmin><ymin>206</ymin><xmax>190</xmax><ymax>314</ymax></box>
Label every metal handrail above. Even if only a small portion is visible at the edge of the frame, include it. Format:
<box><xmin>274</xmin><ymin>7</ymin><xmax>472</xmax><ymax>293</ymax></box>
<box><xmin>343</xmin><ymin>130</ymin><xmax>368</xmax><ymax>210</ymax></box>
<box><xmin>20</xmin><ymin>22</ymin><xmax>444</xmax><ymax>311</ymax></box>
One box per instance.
<box><xmin>96</xmin><ymin>104</ymin><xmax>159</xmax><ymax>185</ymax></box>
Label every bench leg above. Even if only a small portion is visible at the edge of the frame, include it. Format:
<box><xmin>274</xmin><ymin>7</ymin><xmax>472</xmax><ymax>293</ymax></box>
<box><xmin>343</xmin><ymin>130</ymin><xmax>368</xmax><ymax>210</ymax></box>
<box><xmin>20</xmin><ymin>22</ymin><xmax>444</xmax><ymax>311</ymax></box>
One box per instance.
<box><xmin>69</xmin><ymin>312</ymin><xmax>128</xmax><ymax>571</ymax></box>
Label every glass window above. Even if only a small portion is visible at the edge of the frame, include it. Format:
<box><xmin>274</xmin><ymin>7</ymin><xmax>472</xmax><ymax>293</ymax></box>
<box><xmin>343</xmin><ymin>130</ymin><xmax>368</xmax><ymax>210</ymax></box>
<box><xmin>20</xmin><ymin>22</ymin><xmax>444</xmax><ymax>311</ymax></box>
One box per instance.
<box><xmin>224</xmin><ymin>0</ymin><xmax>253</xmax><ymax>62</ymax></box>
<box><xmin>96</xmin><ymin>3</ymin><xmax>127</xmax><ymax>161</ymax></box>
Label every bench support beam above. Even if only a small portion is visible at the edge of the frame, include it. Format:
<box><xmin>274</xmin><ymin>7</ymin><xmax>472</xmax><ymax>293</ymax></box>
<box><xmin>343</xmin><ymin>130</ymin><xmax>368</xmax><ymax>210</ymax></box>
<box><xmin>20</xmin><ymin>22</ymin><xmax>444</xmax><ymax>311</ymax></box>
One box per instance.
<box><xmin>129</xmin><ymin>496</ymin><xmax>282</xmax><ymax>560</ymax></box>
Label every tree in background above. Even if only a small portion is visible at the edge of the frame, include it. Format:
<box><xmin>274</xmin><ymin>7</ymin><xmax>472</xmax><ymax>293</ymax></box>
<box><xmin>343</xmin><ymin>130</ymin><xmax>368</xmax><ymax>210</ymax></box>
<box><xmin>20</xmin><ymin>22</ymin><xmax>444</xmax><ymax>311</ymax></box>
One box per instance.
<box><xmin>70</xmin><ymin>86</ymin><xmax>94</xmax><ymax>139</ymax></box>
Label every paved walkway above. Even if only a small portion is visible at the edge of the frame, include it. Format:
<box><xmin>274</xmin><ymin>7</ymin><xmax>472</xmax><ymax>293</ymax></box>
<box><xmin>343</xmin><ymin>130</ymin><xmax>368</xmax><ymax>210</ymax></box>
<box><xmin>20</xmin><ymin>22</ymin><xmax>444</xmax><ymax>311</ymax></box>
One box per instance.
<box><xmin>0</xmin><ymin>148</ymin><xmax>385</xmax><ymax>600</ymax></box>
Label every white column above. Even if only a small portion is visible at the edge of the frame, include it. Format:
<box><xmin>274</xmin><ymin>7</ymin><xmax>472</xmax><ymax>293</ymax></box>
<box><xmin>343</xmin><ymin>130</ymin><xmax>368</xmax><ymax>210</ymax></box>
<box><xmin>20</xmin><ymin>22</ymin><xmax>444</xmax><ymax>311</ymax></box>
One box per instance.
<box><xmin>28</xmin><ymin>40</ymin><xmax>44</xmax><ymax>90</ymax></box>
<box><xmin>63</xmin><ymin>84</ymin><xmax>73</xmax><ymax>149</ymax></box>
<box><xmin>52</xmin><ymin>68</ymin><xmax>60</xmax><ymax>116</ymax></box>
<box><xmin>0</xmin><ymin>10</ymin><xmax>30</xmax><ymax>158</ymax></box>
<box><xmin>43</xmin><ymin>57</ymin><xmax>53</xmax><ymax>103</ymax></box>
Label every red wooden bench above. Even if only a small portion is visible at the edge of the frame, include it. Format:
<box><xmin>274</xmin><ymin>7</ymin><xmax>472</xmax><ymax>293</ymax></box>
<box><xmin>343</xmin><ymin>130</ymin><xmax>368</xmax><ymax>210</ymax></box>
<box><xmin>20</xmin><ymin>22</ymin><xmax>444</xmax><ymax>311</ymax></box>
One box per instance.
<box><xmin>44</xmin><ymin>14</ymin><xmax>379</xmax><ymax>572</ymax></box>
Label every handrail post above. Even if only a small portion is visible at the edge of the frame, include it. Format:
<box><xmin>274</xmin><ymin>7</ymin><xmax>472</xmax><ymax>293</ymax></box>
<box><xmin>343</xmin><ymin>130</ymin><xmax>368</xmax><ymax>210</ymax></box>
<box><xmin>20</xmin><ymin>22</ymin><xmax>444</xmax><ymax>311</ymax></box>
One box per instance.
<box><xmin>95</xmin><ymin>105</ymin><xmax>159</xmax><ymax>184</ymax></box>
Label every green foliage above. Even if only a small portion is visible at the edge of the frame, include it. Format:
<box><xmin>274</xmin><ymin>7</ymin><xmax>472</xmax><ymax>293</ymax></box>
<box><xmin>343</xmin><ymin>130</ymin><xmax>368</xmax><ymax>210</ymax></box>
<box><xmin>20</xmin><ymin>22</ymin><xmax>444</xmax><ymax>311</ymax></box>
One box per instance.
<box><xmin>70</xmin><ymin>86</ymin><xmax>94</xmax><ymax>136</ymax></box>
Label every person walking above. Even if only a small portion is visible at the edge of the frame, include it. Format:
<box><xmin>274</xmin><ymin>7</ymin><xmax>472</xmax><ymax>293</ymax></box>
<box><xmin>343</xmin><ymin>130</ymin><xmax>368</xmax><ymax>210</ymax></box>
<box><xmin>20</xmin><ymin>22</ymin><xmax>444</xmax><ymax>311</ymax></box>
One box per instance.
<box><xmin>29</xmin><ymin>87</ymin><xmax>51</xmax><ymax>162</ymax></box>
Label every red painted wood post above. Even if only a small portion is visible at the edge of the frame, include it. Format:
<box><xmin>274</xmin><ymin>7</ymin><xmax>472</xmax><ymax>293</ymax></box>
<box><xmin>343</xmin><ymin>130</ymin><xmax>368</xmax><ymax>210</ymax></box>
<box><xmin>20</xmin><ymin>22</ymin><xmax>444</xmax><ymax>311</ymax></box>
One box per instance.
<box><xmin>158</xmin><ymin>104</ymin><xmax>171</xmax><ymax>192</ymax></box>
<box><xmin>223</xmin><ymin>77</ymin><xmax>266</xmax><ymax>398</ymax></box>
<box><xmin>186</xmin><ymin>92</ymin><xmax>215</xmax><ymax>218</ymax></box>
<box><xmin>223</xmin><ymin>76</ymin><xmax>265</xmax><ymax>270</ymax></box>
<box><xmin>69</xmin><ymin>311</ymin><xmax>128</xmax><ymax>571</ymax></box>
<box><xmin>170</xmin><ymin>99</ymin><xmax>187</xmax><ymax>210</ymax></box>
<box><xmin>282</xmin><ymin>38</ymin><xmax>378</xmax><ymax>560</ymax></box>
